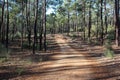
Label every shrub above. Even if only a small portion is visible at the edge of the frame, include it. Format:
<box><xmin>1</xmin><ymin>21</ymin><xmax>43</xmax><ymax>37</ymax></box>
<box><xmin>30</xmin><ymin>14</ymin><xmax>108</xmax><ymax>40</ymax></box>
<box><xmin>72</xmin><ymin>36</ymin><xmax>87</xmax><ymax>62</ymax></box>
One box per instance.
<box><xmin>14</xmin><ymin>31</ymin><xmax>21</xmax><ymax>39</ymax></box>
<box><xmin>106</xmin><ymin>25</ymin><xmax>115</xmax><ymax>40</ymax></box>
<box><xmin>0</xmin><ymin>43</ymin><xmax>10</xmax><ymax>63</ymax></box>
<box><xmin>22</xmin><ymin>42</ymin><xmax>32</xmax><ymax>49</ymax></box>
<box><xmin>16</xmin><ymin>68</ymin><xmax>25</xmax><ymax>76</ymax></box>
<box><xmin>104</xmin><ymin>40</ymin><xmax>114</xmax><ymax>58</ymax></box>
<box><xmin>104</xmin><ymin>49</ymin><xmax>114</xmax><ymax>58</ymax></box>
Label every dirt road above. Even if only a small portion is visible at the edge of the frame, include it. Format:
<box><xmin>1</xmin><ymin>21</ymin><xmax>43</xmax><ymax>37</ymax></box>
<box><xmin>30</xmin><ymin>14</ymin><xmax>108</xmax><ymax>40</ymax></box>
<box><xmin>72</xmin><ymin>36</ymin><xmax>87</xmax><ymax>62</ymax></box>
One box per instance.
<box><xmin>10</xmin><ymin>34</ymin><xmax>120</xmax><ymax>80</ymax></box>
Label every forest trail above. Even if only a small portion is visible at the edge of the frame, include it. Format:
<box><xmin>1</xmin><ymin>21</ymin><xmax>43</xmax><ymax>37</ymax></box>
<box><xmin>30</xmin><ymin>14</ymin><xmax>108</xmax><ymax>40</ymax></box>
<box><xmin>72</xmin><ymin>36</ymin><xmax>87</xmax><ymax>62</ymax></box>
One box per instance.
<box><xmin>48</xmin><ymin>34</ymin><xmax>101</xmax><ymax>80</ymax></box>
<box><xmin>18</xmin><ymin>34</ymin><xmax>106</xmax><ymax>80</ymax></box>
<box><xmin>9</xmin><ymin>34</ymin><xmax>120</xmax><ymax>80</ymax></box>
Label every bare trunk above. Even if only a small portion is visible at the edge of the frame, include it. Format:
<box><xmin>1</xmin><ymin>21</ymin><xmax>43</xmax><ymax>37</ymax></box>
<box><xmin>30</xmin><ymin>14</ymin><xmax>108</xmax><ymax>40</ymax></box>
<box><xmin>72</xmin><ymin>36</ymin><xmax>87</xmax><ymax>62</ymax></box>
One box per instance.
<box><xmin>101</xmin><ymin>0</ymin><xmax>104</xmax><ymax>44</ymax></box>
<box><xmin>6</xmin><ymin>0</ymin><xmax>9</xmax><ymax>49</ymax></box>
<box><xmin>21</xmin><ymin>1</ymin><xmax>24</xmax><ymax>50</ymax></box>
<box><xmin>43</xmin><ymin>0</ymin><xmax>47</xmax><ymax>51</ymax></box>
<box><xmin>88</xmin><ymin>1</ymin><xmax>92</xmax><ymax>42</ymax></box>
<box><xmin>104</xmin><ymin>0</ymin><xmax>108</xmax><ymax>35</ymax></box>
<box><xmin>0</xmin><ymin>0</ymin><xmax>5</xmax><ymax>42</ymax></box>
<box><xmin>33</xmin><ymin>0</ymin><xmax>38</xmax><ymax>54</ymax></box>
<box><xmin>67</xmin><ymin>12</ymin><xmax>70</xmax><ymax>35</ymax></box>
<box><xmin>39</xmin><ymin>16</ymin><xmax>43</xmax><ymax>50</ymax></box>
<box><xmin>115</xmin><ymin>0</ymin><xmax>120</xmax><ymax>46</ymax></box>
<box><xmin>83</xmin><ymin>0</ymin><xmax>86</xmax><ymax>40</ymax></box>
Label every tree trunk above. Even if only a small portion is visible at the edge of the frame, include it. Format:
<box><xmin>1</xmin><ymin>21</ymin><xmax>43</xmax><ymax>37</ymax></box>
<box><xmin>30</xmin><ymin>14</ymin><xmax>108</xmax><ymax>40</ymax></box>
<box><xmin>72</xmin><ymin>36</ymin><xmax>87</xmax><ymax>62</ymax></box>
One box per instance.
<box><xmin>39</xmin><ymin>16</ymin><xmax>43</xmax><ymax>50</ymax></box>
<box><xmin>115</xmin><ymin>0</ymin><xmax>120</xmax><ymax>46</ymax></box>
<box><xmin>0</xmin><ymin>0</ymin><xmax>5</xmax><ymax>42</ymax></box>
<box><xmin>104</xmin><ymin>0</ymin><xmax>108</xmax><ymax>35</ymax></box>
<box><xmin>43</xmin><ymin>0</ymin><xmax>47</xmax><ymax>51</ymax></box>
<box><xmin>28</xmin><ymin>0</ymin><xmax>31</xmax><ymax>48</ymax></box>
<box><xmin>100</xmin><ymin>0</ymin><xmax>104</xmax><ymax>44</ymax></box>
<box><xmin>6</xmin><ymin>0</ymin><xmax>9</xmax><ymax>49</ymax></box>
<box><xmin>12</xmin><ymin>23</ymin><xmax>15</xmax><ymax>41</ymax></box>
<box><xmin>88</xmin><ymin>1</ymin><xmax>92</xmax><ymax>42</ymax></box>
<box><xmin>67</xmin><ymin>11</ymin><xmax>70</xmax><ymax>35</ymax></box>
<box><xmin>96</xmin><ymin>12</ymin><xmax>99</xmax><ymax>40</ymax></box>
<box><xmin>21</xmin><ymin>0</ymin><xmax>24</xmax><ymax>50</ymax></box>
<box><xmin>83</xmin><ymin>0</ymin><xmax>86</xmax><ymax>40</ymax></box>
<box><xmin>33</xmin><ymin>0</ymin><xmax>38</xmax><ymax>54</ymax></box>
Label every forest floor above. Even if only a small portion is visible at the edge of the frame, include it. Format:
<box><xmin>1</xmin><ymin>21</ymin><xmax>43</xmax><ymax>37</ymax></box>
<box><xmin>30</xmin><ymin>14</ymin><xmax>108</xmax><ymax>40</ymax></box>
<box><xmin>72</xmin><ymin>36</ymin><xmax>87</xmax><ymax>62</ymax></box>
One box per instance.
<box><xmin>0</xmin><ymin>34</ymin><xmax>120</xmax><ymax>80</ymax></box>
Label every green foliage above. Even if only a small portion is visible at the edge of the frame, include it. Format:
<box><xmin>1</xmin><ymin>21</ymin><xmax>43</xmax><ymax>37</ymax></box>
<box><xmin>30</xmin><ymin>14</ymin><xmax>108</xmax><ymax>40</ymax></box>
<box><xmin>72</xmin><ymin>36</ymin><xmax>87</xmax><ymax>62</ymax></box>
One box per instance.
<box><xmin>91</xmin><ymin>25</ymin><xmax>101</xmax><ymax>37</ymax></box>
<box><xmin>27</xmin><ymin>55</ymin><xmax>42</xmax><ymax>63</ymax></box>
<box><xmin>68</xmin><ymin>33</ymin><xmax>78</xmax><ymax>39</ymax></box>
<box><xmin>106</xmin><ymin>25</ymin><xmax>115</xmax><ymax>40</ymax></box>
<box><xmin>22</xmin><ymin>42</ymin><xmax>32</xmax><ymax>49</ymax></box>
<box><xmin>93</xmin><ymin>40</ymin><xmax>100</xmax><ymax>45</ymax></box>
<box><xmin>15</xmin><ymin>68</ymin><xmax>25</xmax><ymax>76</ymax></box>
<box><xmin>79</xmin><ymin>27</ymin><xmax>84</xmax><ymax>32</ymax></box>
<box><xmin>91</xmin><ymin>25</ymin><xmax>97</xmax><ymax>36</ymax></box>
<box><xmin>90</xmin><ymin>25</ymin><xmax>115</xmax><ymax>41</ymax></box>
<box><xmin>22</xmin><ymin>41</ymin><xmax>49</xmax><ymax>50</ymax></box>
<box><xmin>104</xmin><ymin>40</ymin><xmax>114</xmax><ymax>58</ymax></box>
<box><xmin>104</xmin><ymin>49</ymin><xmax>114</xmax><ymax>58</ymax></box>
<box><xmin>0</xmin><ymin>43</ymin><xmax>10</xmax><ymax>57</ymax></box>
<box><xmin>0</xmin><ymin>9</ymin><xmax>2</xmax><ymax>16</ymax></box>
<box><xmin>0</xmin><ymin>43</ymin><xmax>10</xmax><ymax>63</ymax></box>
<box><xmin>104</xmin><ymin>40</ymin><xmax>112</xmax><ymax>49</ymax></box>
<box><xmin>14</xmin><ymin>31</ymin><xmax>21</xmax><ymax>38</ymax></box>
<box><xmin>46</xmin><ymin>41</ymin><xmax>49</xmax><ymax>46</ymax></box>
<box><xmin>57</xmin><ymin>6</ymin><xmax>66</xmax><ymax>16</ymax></box>
<box><xmin>0</xmin><ymin>57</ymin><xmax>8</xmax><ymax>63</ymax></box>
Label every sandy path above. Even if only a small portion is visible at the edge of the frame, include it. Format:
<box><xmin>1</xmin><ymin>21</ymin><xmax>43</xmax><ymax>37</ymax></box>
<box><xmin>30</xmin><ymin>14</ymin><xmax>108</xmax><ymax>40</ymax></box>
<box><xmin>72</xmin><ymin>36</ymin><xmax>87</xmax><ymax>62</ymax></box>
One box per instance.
<box><xmin>19</xmin><ymin>34</ymin><xmax>100</xmax><ymax>80</ymax></box>
<box><xmin>12</xmin><ymin>34</ymin><xmax>119</xmax><ymax>80</ymax></box>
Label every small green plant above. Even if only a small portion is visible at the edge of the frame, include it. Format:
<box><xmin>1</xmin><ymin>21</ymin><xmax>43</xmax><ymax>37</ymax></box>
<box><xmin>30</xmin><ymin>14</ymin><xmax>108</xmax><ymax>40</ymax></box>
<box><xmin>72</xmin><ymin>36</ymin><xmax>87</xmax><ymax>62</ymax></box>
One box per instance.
<box><xmin>93</xmin><ymin>40</ymin><xmax>100</xmax><ymax>45</ymax></box>
<box><xmin>106</xmin><ymin>25</ymin><xmax>115</xmax><ymax>40</ymax></box>
<box><xmin>104</xmin><ymin>49</ymin><xmax>114</xmax><ymax>58</ymax></box>
<box><xmin>0</xmin><ymin>57</ymin><xmax>8</xmax><ymax>63</ymax></box>
<box><xmin>0</xmin><ymin>43</ymin><xmax>10</xmax><ymax>63</ymax></box>
<box><xmin>14</xmin><ymin>31</ymin><xmax>21</xmax><ymax>39</ymax></box>
<box><xmin>22</xmin><ymin>42</ymin><xmax>32</xmax><ymax>49</ymax></box>
<box><xmin>16</xmin><ymin>68</ymin><xmax>25</xmax><ymax>76</ymax></box>
<box><xmin>87</xmin><ymin>38</ymin><xmax>91</xmax><ymax>44</ymax></box>
<box><xmin>25</xmin><ymin>54</ymin><xmax>42</xmax><ymax>63</ymax></box>
<box><xmin>104</xmin><ymin>40</ymin><xmax>114</xmax><ymax>58</ymax></box>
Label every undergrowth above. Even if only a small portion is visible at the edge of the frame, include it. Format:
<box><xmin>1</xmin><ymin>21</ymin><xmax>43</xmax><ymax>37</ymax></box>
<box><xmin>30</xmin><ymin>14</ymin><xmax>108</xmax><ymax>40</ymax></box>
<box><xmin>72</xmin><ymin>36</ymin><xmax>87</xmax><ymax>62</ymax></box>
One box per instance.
<box><xmin>104</xmin><ymin>40</ymin><xmax>114</xmax><ymax>58</ymax></box>
<box><xmin>0</xmin><ymin>43</ymin><xmax>10</xmax><ymax>63</ymax></box>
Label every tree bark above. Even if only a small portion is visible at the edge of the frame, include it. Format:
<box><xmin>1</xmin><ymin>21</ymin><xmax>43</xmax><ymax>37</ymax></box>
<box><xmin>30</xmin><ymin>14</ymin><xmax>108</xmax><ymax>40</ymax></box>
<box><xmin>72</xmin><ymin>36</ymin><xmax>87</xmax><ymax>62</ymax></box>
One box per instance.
<box><xmin>39</xmin><ymin>15</ymin><xmax>43</xmax><ymax>50</ymax></box>
<box><xmin>33</xmin><ymin>0</ymin><xmax>38</xmax><ymax>54</ymax></box>
<box><xmin>67</xmin><ymin>11</ymin><xmax>70</xmax><ymax>35</ymax></box>
<box><xmin>104</xmin><ymin>0</ymin><xmax>108</xmax><ymax>35</ymax></box>
<box><xmin>83</xmin><ymin>0</ymin><xmax>86</xmax><ymax>40</ymax></box>
<box><xmin>43</xmin><ymin>0</ymin><xmax>47</xmax><ymax>51</ymax></box>
<box><xmin>115</xmin><ymin>0</ymin><xmax>120</xmax><ymax>46</ymax></box>
<box><xmin>0</xmin><ymin>0</ymin><xmax>5</xmax><ymax>42</ymax></box>
<box><xmin>100</xmin><ymin>0</ymin><xmax>104</xmax><ymax>44</ymax></box>
<box><xmin>88</xmin><ymin>1</ymin><xmax>92</xmax><ymax>42</ymax></box>
<box><xmin>6</xmin><ymin>0</ymin><xmax>9</xmax><ymax>49</ymax></box>
<box><xmin>21</xmin><ymin>0</ymin><xmax>24</xmax><ymax>50</ymax></box>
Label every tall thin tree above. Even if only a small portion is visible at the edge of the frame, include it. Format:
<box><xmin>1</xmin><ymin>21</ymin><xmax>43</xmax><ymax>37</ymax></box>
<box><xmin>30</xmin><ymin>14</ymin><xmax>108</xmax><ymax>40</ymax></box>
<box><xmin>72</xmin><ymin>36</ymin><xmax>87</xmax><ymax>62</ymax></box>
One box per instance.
<box><xmin>0</xmin><ymin>0</ymin><xmax>5</xmax><ymax>42</ymax></box>
<box><xmin>88</xmin><ymin>1</ymin><xmax>92</xmax><ymax>42</ymax></box>
<box><xmin>104</xmin><ymin>0</ymin><xmax>108</xmax><ymax>35</ymax></box>
<box><xmin>33</xmin><ymin>0</ymin><xmax>38</xmax><ymax>54</ymax></box>
<box><xmin>21</xmin><ymin>0</ymin><xmax>24</xmax><ymax>50</ymax></box>
<box><xmin>100</xmin><ymin>0</ymin><xmax>104</xmax><ymax>44</ymax></box>
<box><xmin>43</xmin><ymin>0</ymin><xmax>47</xmax><ymax>51</ymax></box>
<box><xmin>83</xmin><ymin>0</ymin><xmax>86</xmax><ymax>40</ymax></box>
<box><xmin>115</xmin><ymin>0</ymin><xmax>120</xmax><ymax>46</ymax></box>
<box><xmin>6</xmin><ymin>0</ymin><xmax>9</xmax><ymax>49</ymax></box>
